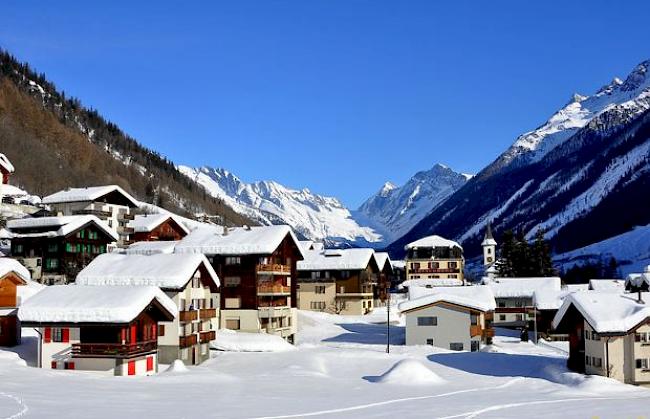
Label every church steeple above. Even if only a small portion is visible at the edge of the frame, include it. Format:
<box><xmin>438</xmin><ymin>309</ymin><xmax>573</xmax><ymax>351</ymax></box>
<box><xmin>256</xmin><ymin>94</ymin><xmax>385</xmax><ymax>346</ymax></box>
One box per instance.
<box><xmin>482</xmin><ymin>222</ymin><xmax>497</xmax><ymax>266</ymax></box>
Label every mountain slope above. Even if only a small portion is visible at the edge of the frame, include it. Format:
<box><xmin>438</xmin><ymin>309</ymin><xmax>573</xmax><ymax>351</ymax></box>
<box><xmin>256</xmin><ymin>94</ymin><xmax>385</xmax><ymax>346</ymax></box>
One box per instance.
<box><xmin>389</xmin><ymin>59</ymin><xmax>650</xmax><ymax>259</ymax></box>
<box><xmin>179</xmin><ymin>166</ymin><xmax>383</xmax><ymax>246</ymax></box>
<box><xmin>355</xmin><ymin>164</ymin><xmax>469</xmax><ymax>242</ymax></box>
<box><xmin>0</xmin><ymin>49</ymin><xmax>250</xmax><ymax>224</ymax></box>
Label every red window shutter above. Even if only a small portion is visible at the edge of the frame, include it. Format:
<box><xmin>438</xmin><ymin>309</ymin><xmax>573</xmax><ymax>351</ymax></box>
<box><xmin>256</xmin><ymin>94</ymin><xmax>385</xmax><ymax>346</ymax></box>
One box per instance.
<box><xmin>44</xmin><ymin>327</ymin><xmax>51</xmax><ymax>343</ymax></box>
<box><xmin>51</xmin><ymin>361</ymin><xmax>57</xmax><ymax>369</ymax></box>
<box><xmin>130</xmin><ymin>324</ymin><xmax>137</xmax><ymax>343</ymax></box>
<box><xmin>62</xmin><ymin>328</ymin><xmax>70</xmax><ymax>343</ymax></box>
<box><xmin>128</xmin><ymin>360</ymin><xmax>136</xmax><ymax>376</ymax></box>
<box><xmin>146</xmin><ymin>356</ymin><xmax>153</xmax><ymax>372</ymax></box>
<box><xmin>65</xmin><ymin>362</ymin><xmax>75</xmax><ymax>370</ymax></box>
<box><xmin>152</xmin><ymin>324</ymin><xmax>157</xmax><ymax>339</ymax></box>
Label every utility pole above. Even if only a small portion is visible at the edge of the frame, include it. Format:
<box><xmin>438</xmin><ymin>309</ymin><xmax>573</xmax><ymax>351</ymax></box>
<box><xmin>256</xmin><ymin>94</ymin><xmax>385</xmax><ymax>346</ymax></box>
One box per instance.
<box><xmin>386</xmin><ymin>291</ymin><xmax>391</xmax><ymax>353</ymax></box>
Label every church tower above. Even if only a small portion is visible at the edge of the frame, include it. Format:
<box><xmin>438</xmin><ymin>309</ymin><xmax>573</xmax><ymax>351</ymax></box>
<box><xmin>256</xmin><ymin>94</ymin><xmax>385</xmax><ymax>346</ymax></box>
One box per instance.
<box><xmin>482</xmin><ymin>223</ymin><xmax>497</xmax><ymax>266</ymax></box>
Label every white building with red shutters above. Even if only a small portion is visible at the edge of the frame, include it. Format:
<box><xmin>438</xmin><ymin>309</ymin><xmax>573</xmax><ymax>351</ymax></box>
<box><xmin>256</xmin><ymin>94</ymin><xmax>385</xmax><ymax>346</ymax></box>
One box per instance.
<box><xmin>18</xmin><ymin>285</ymin><xmax>177</xmax><ymax>376</ymax></box>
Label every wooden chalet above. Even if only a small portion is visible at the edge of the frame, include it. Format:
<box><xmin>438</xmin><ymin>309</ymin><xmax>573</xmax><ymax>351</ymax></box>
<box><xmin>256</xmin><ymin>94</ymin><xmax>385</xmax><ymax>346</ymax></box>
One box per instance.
<box><xmin>0</xmin><ymin>258</ymin><xmax>42</xmax><ymax>346</ymax></box>
<box><xmin>7</xmin><ymin>215</ymin><xmax>118</xmax><ymax>284</ymax></box>
<box><xmin>128</xmin><ymin>213</ymin><xmax>189</xmax><ymax>242</ymax></box>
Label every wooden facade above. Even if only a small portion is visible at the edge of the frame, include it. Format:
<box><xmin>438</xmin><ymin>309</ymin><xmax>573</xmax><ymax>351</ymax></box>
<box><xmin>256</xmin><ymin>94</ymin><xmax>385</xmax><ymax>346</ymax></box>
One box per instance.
<box><xmin>0</xmin><ymin>271</ymin><xmax>27</xmax><ymax>346</ymax></box>
<box><xmin>10</xmin><ymin>222</ymin><xmax>114</xmax><ymax>283</ymax></box>
<box><xmin>132</xmin><ymin>217</ymin><xmax>188</xmax><ymax>242</ymax></box>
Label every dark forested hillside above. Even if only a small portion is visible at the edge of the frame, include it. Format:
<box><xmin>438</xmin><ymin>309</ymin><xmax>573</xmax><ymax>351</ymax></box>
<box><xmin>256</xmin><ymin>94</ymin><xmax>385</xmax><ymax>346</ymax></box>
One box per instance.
<box><xmin>0</xmin><ymin>49</ymin><xmax>251</xmax><ymax>224</ymax></box>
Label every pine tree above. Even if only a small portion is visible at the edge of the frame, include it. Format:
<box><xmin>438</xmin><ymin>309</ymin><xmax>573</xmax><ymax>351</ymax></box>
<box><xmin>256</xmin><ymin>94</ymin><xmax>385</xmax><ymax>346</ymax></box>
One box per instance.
<box><xmin>496</xmin><ymin>229</ymin><xmax>516</xmax><ymax>277</ymax></box>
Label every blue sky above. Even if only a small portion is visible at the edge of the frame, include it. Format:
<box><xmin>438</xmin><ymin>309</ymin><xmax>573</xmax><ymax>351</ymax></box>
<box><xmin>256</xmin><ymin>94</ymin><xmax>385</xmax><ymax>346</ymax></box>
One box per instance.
<box><xmin>2</xmin><ymin>1</ymin><xmax>650</xmax><ymax>207</ymax></box>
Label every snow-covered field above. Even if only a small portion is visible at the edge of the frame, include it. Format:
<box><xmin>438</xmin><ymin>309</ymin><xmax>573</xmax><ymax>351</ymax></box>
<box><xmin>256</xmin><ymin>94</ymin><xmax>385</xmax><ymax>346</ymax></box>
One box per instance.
<box><xmin>1</xmin><ymin>311</ymin><xmax>649</xmax><ymax>418</ymax></box>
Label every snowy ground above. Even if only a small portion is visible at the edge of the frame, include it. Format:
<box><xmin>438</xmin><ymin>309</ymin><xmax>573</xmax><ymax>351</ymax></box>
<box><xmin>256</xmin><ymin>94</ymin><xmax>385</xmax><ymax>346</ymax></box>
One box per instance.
<box><xmin>1</xmin><ymin>311</ymin><xmax>649</xmax><ymax>418</ymax></box>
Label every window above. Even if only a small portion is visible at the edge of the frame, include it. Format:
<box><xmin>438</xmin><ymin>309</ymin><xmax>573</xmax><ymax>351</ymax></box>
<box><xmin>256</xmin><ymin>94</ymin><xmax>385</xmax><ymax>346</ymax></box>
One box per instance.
<box><xmin>64</xmin><ymin>361</ymin><xmax>75</xmax><ymax>370</ymax></box>
<box><xmin>591</xmin><ymin>332</ymin><xmax>600</xmax><ymax>341</ymax></box>
<box><xmin>52</xmin><ymin>328</ymin><xmax>63</xmax><ymax>342</ymax></box>
<box><xmin>341</xmin><ymin>271</ymin><xmax>350</xmax><ymax>279</ymax></box>
<box><xmin>593</xmin><ymin>357</ymin><xmax>602</xmax><ymax>368</ymax></box>
<box><xmin>586</xmin><ymin>356</ymin><xmax>591</xmax><ymax>366</ymax></box>
<box><xmin>514</xmin><ymin>301</ymin><xmax>524</xmax><ymax>308</ymax></box>
<box><xmin>487</xmin><ymin>248</ymin><xmax>492</xmax><ymax>255</ymax></box>
<box><xmin>311</xmin><ymin>271</ymin><xmax>321</xmax><ymax>279</ymax></box>
<box><xmin>158</xmin><ymin>325</ymin><xmax>165</xmax><ymax>337</ymax></box>
<box><xmin>515</xmin><ymin>314</ymin><xmax>523</xmax><ymax>322</ymax></box>
<box><xmin>224</xmin><ymin>277</ymin><xmax>241</xmax><ymax>287</ymax></box>
<box><xmin>471</xmin><ymin>341</ymin><xmax>480</xmax><ymax>352</ymax></box>
<box><xmin>426</xmin><ymin>339</ymin><xmax>434</xmax><ymax>346</ymax></box>
<box><xmin>498</xmin><ymin>302</ymin><xmax>506</xmax><ymax>308</ymax></box>
<box><xmin>450</xmin><ymin>343</ymin><xmax>464</xmax><ymax>351</ymax></box>
<box><xmin>225</xmin><ymin>256</ymin><xmax>241</xmax><ymax>265</ymax></box>
<box><xmin>47</xmin><ymin>244</ymin><xmax>58</xmax><ymax>253</ymax></box>
<box><xmin>470</xmin><ymin>314</ymin><xmax>478</xmax><ymax>326</ymax></box>
<box><xmin>449</xmin><ymin>262</ymin><xmax>457</xmax><ymax>269</ymax></box>
<box><xmin>499</xmin><ymin>314</ymin><xmax>506</xmax><ymax>321</ymax></box>
<box><xmin>315</xmin><ymin>285</ymin><xmax>326</xmax><ymax>294</ymax></box>
<box><xmin>45</xmin><ymin>259</ymin><xmax>59</xmax><ymax>270</ymax></box>
<box><xmin>225</xmin><ymin>319</ymin><xmax>240</xmax><ymax>330</ymax></box>
<box><xmin>14</xmin><ymin>244</ymin><xmax>24</xmax><ymax>254</ymax></box>
<box><xmin>635</xmin><ymin>332</ymin><xmax>650</xmax><ymax>343</ymax></box>
<box><xmin>417</xmin><ymin>317</ymin><xmax>438</xmax><ymax>326</ymax></box>
<box><xmin>636</xmin><ymin>359</ymin><xmax>649</xmax><ymax>369</ymax></box>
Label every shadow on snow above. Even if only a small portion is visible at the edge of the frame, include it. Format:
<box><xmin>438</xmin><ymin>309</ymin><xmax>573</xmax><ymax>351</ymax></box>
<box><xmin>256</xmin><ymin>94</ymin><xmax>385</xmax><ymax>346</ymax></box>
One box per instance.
<box><xmin>323</xmin><ymin>323</ymin><xmax>405</xmax><ymax>345</ymax></box>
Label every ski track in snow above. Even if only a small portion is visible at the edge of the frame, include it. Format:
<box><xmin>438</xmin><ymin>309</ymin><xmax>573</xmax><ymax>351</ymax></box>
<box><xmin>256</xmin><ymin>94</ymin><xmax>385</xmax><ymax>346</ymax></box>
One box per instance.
<box><xmin>0</xmin><ymin>392</ymin><xmax>28</xmax><ymax>419</ymax></box>
<box><xmin>249</xmin><ymin>378</ymin><xmax>524</xmax><ymax>419</ymax></box>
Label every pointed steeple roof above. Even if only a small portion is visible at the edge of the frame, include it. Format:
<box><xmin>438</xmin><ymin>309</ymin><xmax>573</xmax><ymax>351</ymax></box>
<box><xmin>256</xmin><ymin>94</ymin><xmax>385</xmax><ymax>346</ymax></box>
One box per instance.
<box><xmin>482</xmin><ymin>223</ymin><xmax>497</xmax><ymax>246</ymax></box>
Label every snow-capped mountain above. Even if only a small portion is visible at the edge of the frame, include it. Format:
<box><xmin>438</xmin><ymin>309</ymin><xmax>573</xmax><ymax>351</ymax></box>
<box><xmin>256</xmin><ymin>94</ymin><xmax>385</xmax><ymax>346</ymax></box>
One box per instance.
<box><xmin>178</xmin><ymin>166</ymin><xmax>383</xmax><ymax>246</ymax></box>
<box><xmin>389</xmin><ymin>59</ymin><xmax>650</xmax><ymax>259</ymax></box>
<box><xmin>355</xmin><ymin>164</ymin><xmax>470</xmax><ymax>242</ymax></box>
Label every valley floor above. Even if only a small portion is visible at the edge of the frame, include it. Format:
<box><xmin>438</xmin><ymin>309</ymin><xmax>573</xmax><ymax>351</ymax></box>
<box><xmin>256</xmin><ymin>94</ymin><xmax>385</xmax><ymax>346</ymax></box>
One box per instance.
<box><xmin>1</xmin><ymin>310</ymin><xmax>649</xmax><ymax>418</ymax></box>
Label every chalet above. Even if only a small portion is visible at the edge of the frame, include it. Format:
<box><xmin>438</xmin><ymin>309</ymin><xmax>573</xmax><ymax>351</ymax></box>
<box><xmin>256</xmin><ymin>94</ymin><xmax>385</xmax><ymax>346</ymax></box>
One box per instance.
<box><xmin>404</xmin><ymin>235</ymin><xmax>464</xmax><ymax>285</ymax></box>
<box><xmin>0</xmin><ymin>258</ymin><xmax>43</xmax><ymax>346</ymax></box>
<box><xmin>18</xmin><ymin>285</ymin><xmax>176</xmax><ymax>376</ymax></box>
<box><xmin>532</xmin><ymin>287</ymin><xmax>576</xmax><ymax>338</ymax></box>
<box><xmin>175</xmin><ymin>225</ymin><xmax>303</xmax><ymax>343</ymax></box>
<box><xmin>553</xmin><ymin>290</ymin><xmax>650</xmax><ymax>385</ymax></box>
<box><xmin>626</xmin><ymin>266</ymin><xmax>650</xmax><ymax>292</ymax></box>
<box><xmin>42</xmin><ymin>185</ymin><xmax>139</xmax><ymax>247</ymax></box>
<box><xmin>0</xmin><ymin>153</ymin><xmax>14</xmax><ymax>185</ymax></box>
<box><xmin>128</xmin><ymin>213</ymin><xmax>189</xmax><ymax>242</ymax></box>
<box><xmin>483</xmin><ymin>277</ymin><xmax>561</xmax><ymax>328</ymax></box>
<box><xmin>297</xmin><ymin>248</ymin><xmax>379</xmax><ymax>315</ymax></box>
<box><xmin>373</xmin><ymin>252</ymin><xmax>393</xmax><ymax>306</ymax></box>
<box><xmin>76</xmin><ymin>253</ymin><xmax>220</xmax><ymax>365</ymax></box>
<box><xmin>399</xmin><ymin>285</ymin><xmax>496</xmax><ymax>350</ymax></box>
<box><xmin>7</xmin><ymin>215</ymin><xmax>118</xmax><ymax>284</ymax></box>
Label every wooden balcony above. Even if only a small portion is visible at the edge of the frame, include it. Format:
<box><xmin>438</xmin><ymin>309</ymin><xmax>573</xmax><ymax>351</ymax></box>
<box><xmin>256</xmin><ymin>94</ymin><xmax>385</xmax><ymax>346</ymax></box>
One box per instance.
<box><xmin>199</xmin><ymin>308</ymin><xmax>217</xmax><ymax>320</ymax></box>
<box><xmin>257</xmin><ymin>284</ymin><xmax>291</xmax><ymax>295</ymax></box>
<box><xmin>179</xmin><ymin>334</ymin><xmax>198</xmax><ymax>348</ymax></box>
<box><xmin>117</xmin><ymin>226</ymin><xmax>135</xmax><ymax>235</ymax></box>
<box><xmin>179</xmin><ymin>310</ymin><xmax>198</xmax><ymax>322</ymax></box>
<box><xmin>470</xmin><ymin>325</ymin><xmax>483</xmax><ymax>337</ymax></box>
<box><xmin>200</xmin><ymin>330</ymin><xmax>216</xmax><ymax>343</ymax></box>
<box><xmin>256</xmin><ymin>264</ymin><xmax>291</xmax><ymax>275</ymax></box>
<box><xmin>71</xmin><ymin>340</ymin><xmax>157</xmax><ymax>358</ymax></box>
<box><xmin>410</xmin><ymin>268</ymin><xmax>460</xmax><ymax>274</ymax></box>
<box><xmin>73</xmin><ymin>209</ymin><xmax>112</xmax><ymax>218</ymax></box>
<box><xmin>483</xmin><ymin>328</ymin><xmax>495</xmax><ymax>339</ymax></box>
<box><xmin>119</xmin><ymin>212</ymin><xmax>135</xmax><ymax>220</ymax></box>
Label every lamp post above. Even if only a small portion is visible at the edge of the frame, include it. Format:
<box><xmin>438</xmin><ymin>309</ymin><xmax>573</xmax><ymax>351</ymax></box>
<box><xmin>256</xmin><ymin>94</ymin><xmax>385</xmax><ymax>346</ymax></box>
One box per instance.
<box><xmin>386</xmin><ymin>291</ymin><xmax>391</xmax><ymax>354</ymax></box>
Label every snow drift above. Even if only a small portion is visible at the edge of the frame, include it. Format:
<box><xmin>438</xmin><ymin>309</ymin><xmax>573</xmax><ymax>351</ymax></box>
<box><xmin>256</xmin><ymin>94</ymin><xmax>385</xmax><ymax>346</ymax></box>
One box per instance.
<box><xmin>370</xmin><ymin>359</ymin><xmax>445</xmax><ymax>386</ymax></box>
<box><xmin>212</xmin><ymin>329</ymin><xmax>296</xmax><ymax>352</ymax></box>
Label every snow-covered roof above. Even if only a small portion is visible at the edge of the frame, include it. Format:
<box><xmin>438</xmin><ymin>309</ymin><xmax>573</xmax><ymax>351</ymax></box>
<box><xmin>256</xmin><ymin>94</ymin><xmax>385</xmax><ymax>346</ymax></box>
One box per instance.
<box><xmin>626</xmin><ymin>268</ymin><xmax>650</xmax><ymax>289</ymax></box>
<box><xmin>589</xmin><ymin>279</ymin><xmax>626</xmax><ymax>292</ymax></box>
<box><xmin>127</xmin><ymin>214</ymin><xmax>190</xmax><ymax>235</ymax></box>
<box><xmin>374</xmin><ymin>252</ymin><xmax>392</xmax><ymax>272</ymax></box>
<box><xmin>533</xmin><ymin>288</ymin><xmax>575</xmax><ymax>310</ymax></box>
<box><xmin>175</xmin><ymin>224</ymin><xmax>304</xmax><ymax>259</ymax></box>
<box><xmin>297</xmin><ymin>248</ymin><xmax>377</xmax><ymax>271</ymax></box>
<box><xmin>391</xmin><ymin>260</ymin><xmax>405</xmax><ymax>269</ymax></box>
<box><xmin>7</xmin><ymin>215</ymin><xmax>118</xmax><ymax>241</ymax></box>
<box><xmin>0</xmin><ymin>257</ymin><xmax>31</xmax><ymax>282</ymax></box>
<box><xmin>19</xmin><ymin>285</ymin><xmax>177</xmax><ymax>324</ymax></box>
<box><xmin>405</xmin><ymin>235</ymin><xmax>462</xmax><ymax>250</ymax></box>
<box><xmin>76</xmin><ymin>253</ymin><xmax>219</xmax><ymax>290</ymax></box>
<box><xmin>42</xmin><ymin>185</ymin><xmax>139</xmax><ymax>207</ymax></box>
<box><xmin>399</xmin><ymin>285</ymin><xmax>496</xmax><ymax>313</ymax></box>
<box><xmin>552</xmin><ymin>291</ymin><xmax>650</xmax><ymax>334</ymax></box>
<box><xmin>400</xmin><ymin>278</ymin><xmax>464</xmax><ymax>289</ymax></box>
<box><xmin>122</xmin><ymin>241</ymin><xmax>178</xmax><ymax>255</ymax></box>
<box><xmin>483</xmin><ymin>277</ymin><xmax>562</xmax><ymax>299</ymax></box>
<box><xmin>0</xmin><ymin>153</ymin><xmax>14</xmax><ymax>174</ymax></box>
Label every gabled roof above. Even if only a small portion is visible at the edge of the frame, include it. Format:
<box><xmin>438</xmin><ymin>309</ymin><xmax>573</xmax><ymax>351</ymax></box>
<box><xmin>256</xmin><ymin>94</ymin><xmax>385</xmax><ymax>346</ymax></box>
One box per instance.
<box><xmin>482</xmin><ymin>277</ymin><xmax>562</xmax><ymax>299</ymax></box>
<box><xmin>42</xmin><ymin>185</ymin><xmax>139</xmax><ymax>207</ymax></box>
<box><xmin>7</xmin><ymin>215</ymin><xmax>119</xmax><ymax>241</ymax></box>
<box><xmin>626</xmin><ymin>267</ymin><xmax>650</xmax><ymax>289</ymax></box>
<box><xmin>399</xmin><ymin>285</ymin><xmax>496</xmax><ymax>313</ymax></box>
<box><xmin>533</xmin><ymin>288</ymin><xmax>575</xmax><ymax>310</ymax></box>
<box><xmin>552</xmin><ymin>291</ymin><xmax>650</xmax><ymax>334</ymax></box>
<box><xmin>482</xmin><ymin>223</ymin><xmax>497</xmax><ymax>246</ymax></box>
<box><xmin>76</xmin><ymin>253</ymin><xmax>220</xmax><ymax>290</ymax></box>
<box><xmin>18</xmin><ymin>285</ymin><xmax>177</xmax><ymax>324</ymax></box>
<box><xmin>122</xmin><ymin>241</ymin><xmax>178</xmax><ymax>255</ymax></box>
<box><xmin>297</xmin><ymin>248</ymin><xmax>377</xmax><ymax>271</ymax></box>
<box><xmin>175</xmin><ymin>225</ymin><xmax>304</xmax><ymax>259</ymax></box>
<box><xmin>128</xmin><ymin>214</ymin><xmax>190</xmax><ymax>235</ymax></box>
<box><xmin>405</xmin><ymin>235</ymin><xmax>462</xmax><ymax>251</ymax></box>
<box><xmin>374</xmin><ymin>252</ymin><xmax>392</xmax><ymax>272</ymax></box>
<box><xmin>0</xmin><ymin>257</ymin><xmax>31</xmax><ymax>282</ymax></box>
<box><xmin>0</xmin><ymin>153</ymin><xmax>14</xmax><ymax>174</ymax></box>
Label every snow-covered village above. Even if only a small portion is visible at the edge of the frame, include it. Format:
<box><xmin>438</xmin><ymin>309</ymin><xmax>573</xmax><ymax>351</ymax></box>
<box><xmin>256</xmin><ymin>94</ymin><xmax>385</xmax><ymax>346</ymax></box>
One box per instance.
<box><xmin>2</xmin><ymin>2</ymin><xmax>650</xmax><ymax>418</ymax></box>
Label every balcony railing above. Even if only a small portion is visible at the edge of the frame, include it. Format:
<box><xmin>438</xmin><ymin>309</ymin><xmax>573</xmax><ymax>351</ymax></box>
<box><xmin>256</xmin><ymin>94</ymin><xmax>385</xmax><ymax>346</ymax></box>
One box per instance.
<box><xmin>73</xmin><ymin>209</ymin><xmax>112</xmax><ymax>218</ymax></box>
<box><xmin>258</xmin><ymin>306</ymin><xmax>291</xmax><ymax>318</ymax></box>
<box><xmin>119</xmin><ymin>212</ymin><xmax>135</xmax><ymax>220</ymax></box>
<box><xmin>470</xmin><ymin>325</ymin><xmax>483</xmax><ymax>337</ymax></box>
<box><xmin>179</xmin><ymin>310</ymin><xmax>198</xmax><ymax>322</ymax></box>
<box><xmin>257</xmin><ymin>284</ymin><xmax>291</xmax><ymax>295</ymax></box>
<box><xmin>180</xmin><ymin>334</ymin><xmax>198</xmax><ymax>348</ymax></box>
<box><xmin>71</xmin><ymin>340</ymin><xmax>157</xmax><ymax>358</ymax></box>
<box><xmin>256</xmin><ymin>264</ymin><xmax>291</xmax><ymax>275</ymax></box>
<box><xmin>200</xmin><ymin>330</ymin><xmax>216</xmax><ymax>343</ymax></box>
<box><xmin>410</xmin><ymin>268</ymin><xmax>460</xmax><ymax>274</ymax></box>
<box><xmin>117</xmin><ymin>226</ymin><xmax>135</xmax><ymax>235</ymax></box>
<box><xmin>199</xmin><ymin>308</ymin><xmax>217</xmax><ymax>320</ymax></box>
